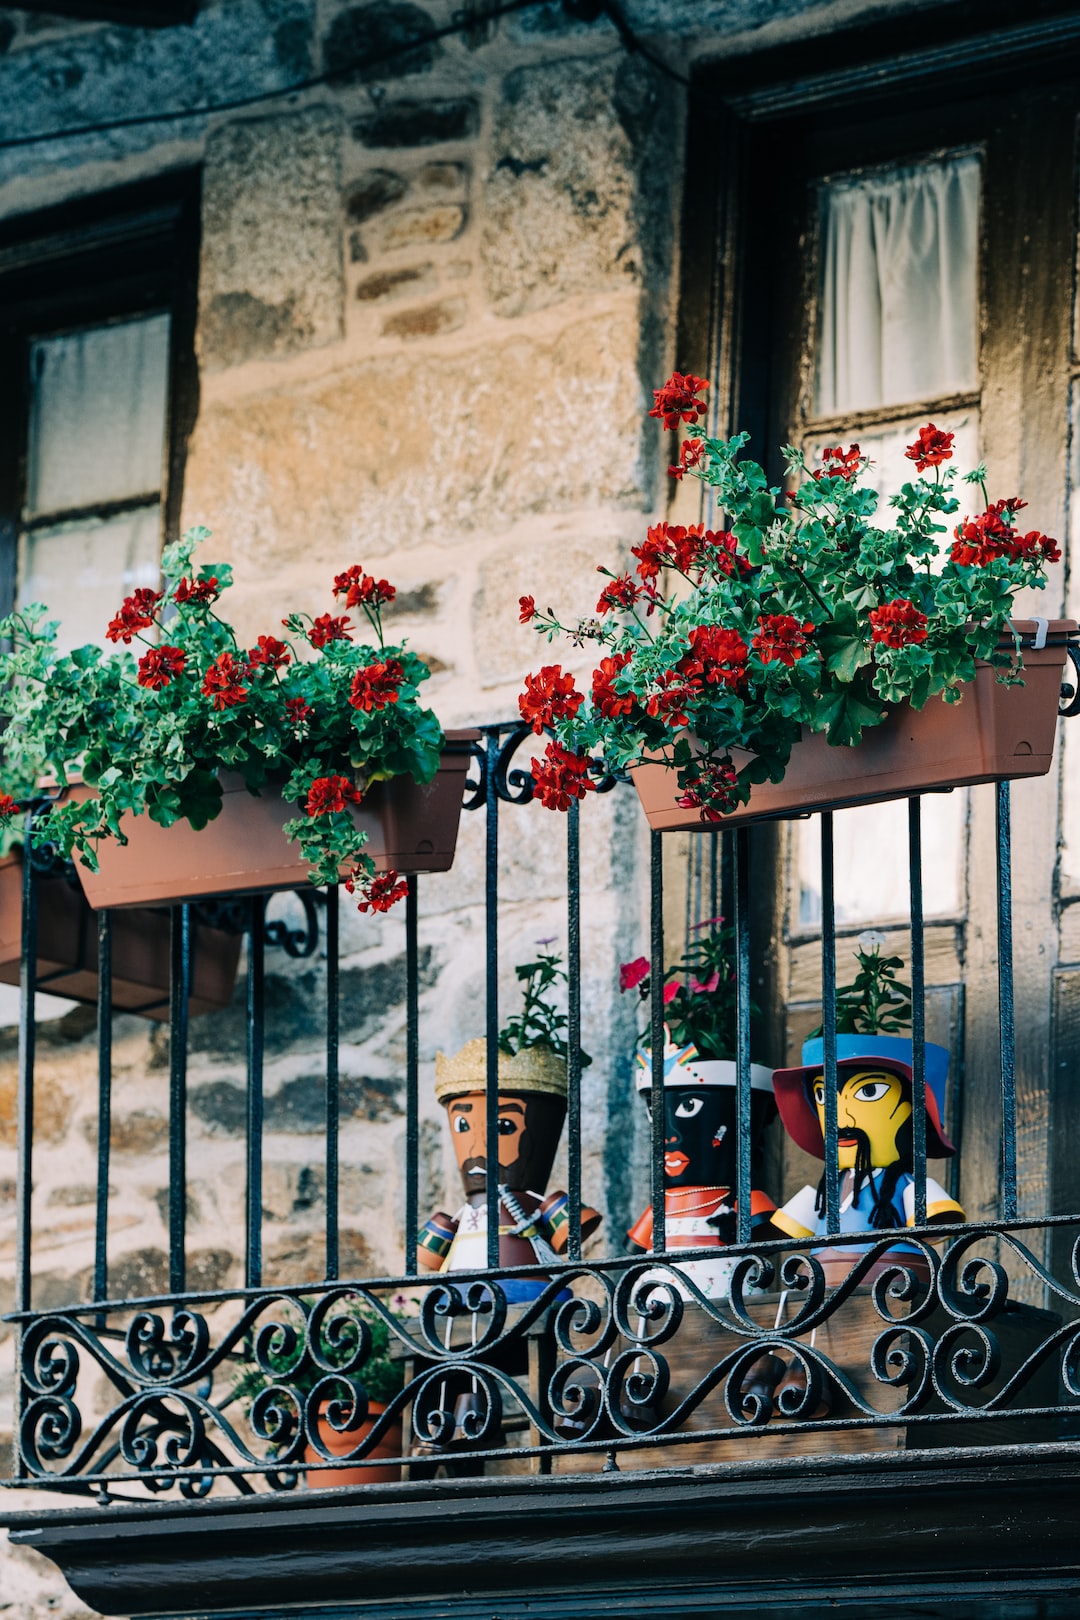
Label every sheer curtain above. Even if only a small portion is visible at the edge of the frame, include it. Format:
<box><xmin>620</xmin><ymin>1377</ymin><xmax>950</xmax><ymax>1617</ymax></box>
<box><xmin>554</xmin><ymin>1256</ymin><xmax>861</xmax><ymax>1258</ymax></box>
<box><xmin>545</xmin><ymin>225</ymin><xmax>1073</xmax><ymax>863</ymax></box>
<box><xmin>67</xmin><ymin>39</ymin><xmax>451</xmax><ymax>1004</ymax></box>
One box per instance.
<box><xmin>816</xmin><ymin>153</ymin><xmax>981</xmax><ymax>417</ymax></box>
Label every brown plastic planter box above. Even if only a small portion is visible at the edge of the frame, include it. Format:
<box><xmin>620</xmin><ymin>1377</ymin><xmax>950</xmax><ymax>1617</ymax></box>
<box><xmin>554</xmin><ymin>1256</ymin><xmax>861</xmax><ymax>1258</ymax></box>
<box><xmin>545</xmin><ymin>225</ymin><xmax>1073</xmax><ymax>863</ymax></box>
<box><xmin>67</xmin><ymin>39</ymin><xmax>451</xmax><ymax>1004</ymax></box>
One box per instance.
<box><xmin>75</xmin><ymin>730</ymin><xmax>479</xmax><ymax>910</ymax></box>
<box><xmin>631</xmin><ymin>621</ymin><xmax>1075</xmax><ymax>831</ymax></box>
<box><xmin>0</xmin><ymin>854</ymin><xmax>241</xmax><ymax>1019</ymax></box>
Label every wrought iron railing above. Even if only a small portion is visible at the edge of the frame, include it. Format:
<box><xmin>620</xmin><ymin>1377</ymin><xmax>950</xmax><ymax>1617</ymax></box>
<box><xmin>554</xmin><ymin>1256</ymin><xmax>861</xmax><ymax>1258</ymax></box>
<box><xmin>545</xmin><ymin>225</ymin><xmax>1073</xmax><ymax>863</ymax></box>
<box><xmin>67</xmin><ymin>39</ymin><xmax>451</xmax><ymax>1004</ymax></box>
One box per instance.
<box><xmin>7</xmin><ymin>701</ymin><xmax>1080</xmax><ymax>1500</ymax></box>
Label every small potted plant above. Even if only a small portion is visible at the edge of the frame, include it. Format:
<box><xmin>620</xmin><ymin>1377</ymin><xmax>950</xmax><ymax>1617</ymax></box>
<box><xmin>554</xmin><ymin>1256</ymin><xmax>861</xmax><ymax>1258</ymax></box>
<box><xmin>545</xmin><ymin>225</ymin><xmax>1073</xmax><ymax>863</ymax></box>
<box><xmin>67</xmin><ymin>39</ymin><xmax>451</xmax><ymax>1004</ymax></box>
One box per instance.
<box><xmin>0</xmin><ymin>528</ymin><xmax>475</xmax><ymax>911</ymax></box>
<box><xmin>516</xmin><ymin>380</ymin><xmax>1072</xmax><ymax>826</ymax></box>
<box><xmin>620</xmin><ymin>921</ymin><xmax>776</xmax><ymax>1299</ymax></box>
<box><xmin>230</xmin><ymin>1296</ymin><xmax>407</xmax><ymax>1488</ymax></box>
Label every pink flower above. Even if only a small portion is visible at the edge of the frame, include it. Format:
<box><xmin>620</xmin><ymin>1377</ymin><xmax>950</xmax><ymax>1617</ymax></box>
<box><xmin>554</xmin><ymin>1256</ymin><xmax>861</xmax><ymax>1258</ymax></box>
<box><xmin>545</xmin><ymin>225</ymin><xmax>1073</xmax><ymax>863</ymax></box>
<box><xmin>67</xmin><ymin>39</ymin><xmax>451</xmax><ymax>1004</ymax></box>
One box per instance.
<box><xmin>690</xmin><ymin>971</ymin><xmax>721</xmax><ymax>994</ymax></box>
<box><xmin>619</xmin><ymin>956</ymin><xmax>649</xmax><ymax>992</ymax></box>
<box><xmin>662</xmin><ymin>981</ymin><xmax>679</xmax><ymax>1005</ymax></box>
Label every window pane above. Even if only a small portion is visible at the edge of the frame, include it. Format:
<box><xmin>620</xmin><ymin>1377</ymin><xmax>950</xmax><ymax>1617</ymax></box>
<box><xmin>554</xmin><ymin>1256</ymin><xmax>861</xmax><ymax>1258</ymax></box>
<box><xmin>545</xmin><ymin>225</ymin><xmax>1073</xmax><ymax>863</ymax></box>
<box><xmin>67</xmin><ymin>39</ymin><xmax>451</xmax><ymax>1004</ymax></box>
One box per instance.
<box><xmin>798</xmin><ymin>793</ymin><xmax>965</xmax><ymax>928</ymax></box>
<box><xmin>804</xmin><ymin>409</ymin><xmax>979</xmax><ymax>534</ymax></box>
<box><xmin>25</xmin><ymin>313</ymin><xmax>171</xmax><ymax>516</ymax></box>
<box><xmin>19</xmin><ymin>506</ymin><xmax>162</xmax><ymax>654</ymax></box>
<box><xmin>815</xmin><ymin>153</ymin><xmax>980</xmax><ymax>417</ymax></box>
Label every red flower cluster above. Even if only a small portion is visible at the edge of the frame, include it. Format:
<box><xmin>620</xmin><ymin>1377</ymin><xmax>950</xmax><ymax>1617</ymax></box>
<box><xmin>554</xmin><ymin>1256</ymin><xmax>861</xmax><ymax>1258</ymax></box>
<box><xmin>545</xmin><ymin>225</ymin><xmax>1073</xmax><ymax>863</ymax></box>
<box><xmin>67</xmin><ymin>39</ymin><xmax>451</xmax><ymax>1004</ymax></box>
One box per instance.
<box><xmin>592</xmin><ymin>652</ymin><xmax>634</xmax><ymax>719</ymax></box>
<box><xmin>247</xmin><ymin>635</ymin><xmax>291</xmax><ymax>672</ymax></box>
<box><xmin>869</xmin><ymin>598</ymin><xmax>929</xmax><ymax>648</ymax></box>
<box><xmin>333</xmin><ymin>567</ymin><xmax>396</xmax><ymax>610</ymax></box>
<box><xmin>174</xmin><ymin>576</ymin><xmax>220</xmax><ymax>606</ymax></box>
<box><xmin>676</xmin><ymin>758</ymin><xmax>740</xmax><ymax>822</ymax></box>
<box><xmin>649</xmin><ymin>372</ymin><xmax>709</xmax><ymax>432</ymax></box>
<box><xmin>305</xmin><ymin>775</ymin><xmax>362</xmax><ymax>817</ymax></box>
<box><xmin>678</xmin><ymin>625</ymin><xmax>749</xmax><ymax>690</ymax></box>
<box><xmin>645</xmin><ymin>669</ymin><xmax>698</xmax><ymax>728</ymax></box>
<box><xmin>519</xmin><ymin>595</ymin><xmax>536</xmax><ymax>624</ymax></box>
<box><xmin>753</xmin><ymin>614</ymin><xmax>814</xmax><ymax>666</ymax></box>
<box><xmin>285</xmin><ymin>696</ymin><xmax>313</xmax><ymax>726</ymax></box>
<box><xmin>349</xmin><ymin>658</ymin><xmax>405</xmax><ymax>712</ymax></box>
<box><xmin>201</xmin><ymin>652</ymin><xmax>248</xmax><ymax>711</ymax></box>
<box><xmin>308</xmin><ymin>614</ymin><xmax>353</xmax><ymax>648</ymax></box>
<box><xmin>596</xmin><ymin>573</ymin><xmax>643</xmax><ymax>615</ymax></box>
<box><xmin>518</xmin><ymin>665</ymin><xmax>584</xmax><ymax>735</ymax></box>
<box><xmin>137</xmin><ymin>645</ymin><xmax>186</xmax><ymax>690</ymax></box>
<box><xmin>668</xmin><ymin>439</ymin><xmax>707</xmax><ymax>481</ymax></box>
<box><xmin>530</xmin><ymin>741</ymin><xmax>596</xmax><ymax>810</ymax></box>
<box><xmin>106</xmin><ymin>588</ymin><xmax>162</xmax><ymax>644</ymax></box>
<box><xmin>905</xmin><ymin>424</ymin><xmax>954</xmax><ymax>472</ymax></box>
<box><xmin>347</xmin><ymin>869</ymin><xmax>409</xmax><ymax>914</ymax></box>
<box><xmin>0</xmin><ymin>793</ymin><xmax>18</xmax><ymax>819</ymax></box>
<box><xmin>951</xmin><ymin>505</ymin><xmax>1061</xmax><ymax>568</ymax></box>
<box><xmin>812</xmin><ymin>444</ymin><xmax>862</xmax><ymax>482</ymax></box>
<box><xmin>632</xmin><ymin>522</ymin><xmax>748</xmax><ymax>584</ymax></box>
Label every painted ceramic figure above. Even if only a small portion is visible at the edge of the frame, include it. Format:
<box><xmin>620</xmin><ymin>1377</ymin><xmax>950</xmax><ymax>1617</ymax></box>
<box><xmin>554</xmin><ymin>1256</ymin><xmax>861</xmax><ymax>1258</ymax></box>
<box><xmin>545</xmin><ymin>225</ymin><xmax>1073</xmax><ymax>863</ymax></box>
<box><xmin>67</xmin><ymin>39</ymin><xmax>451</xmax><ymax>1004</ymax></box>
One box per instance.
<box><xmin>627</xmin><ymin>1030</ymin><xmax>777</xmax><ymax>1300</ymax></box>
<box><xmin>769</xmin><ymin>1034</ymin><xmax>963</xmax><ymax>1272</ymax></box>
<box><xmin>417</xmin><ymin>1038</ymin><xmax>601</xmax><ymax>1303</ymax></box>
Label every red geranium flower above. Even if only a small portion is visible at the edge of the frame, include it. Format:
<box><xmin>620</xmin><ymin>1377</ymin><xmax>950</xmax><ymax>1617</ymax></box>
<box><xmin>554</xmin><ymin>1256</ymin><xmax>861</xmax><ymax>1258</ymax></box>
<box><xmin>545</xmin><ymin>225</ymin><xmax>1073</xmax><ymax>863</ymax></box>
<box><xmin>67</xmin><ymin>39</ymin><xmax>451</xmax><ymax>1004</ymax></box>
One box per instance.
<box><xmin>645</xmin><ymin>669</ymin><xmax>699</xmax><ymax>729</ymax></box>
<box><xmin>950</xmin><ymin>507</ymin><xmax>1013</xmax><ymax>566</ymax></box>
<box><xmin>305</xmin><ymin>774</ymin><xmax>362</xmax><ymax>817</ymax></box>
<box><xmin>619</xmin><ymin>956</ymin><xmax>649</xmax><ymax>992</ymax></box>
<box><xmin>333</xmin><ymin>567</ymin><xmax>396</xmax><ymax>611</ymax></box>
<box><xmin>649</xmin><ymin>372</ymin><xmax>709</xmax><ymax>432</ymax></box>
<box><xmin>668</xmin><ymin>438</ymin><xmax>707</xmax><ymax>481</ymax></box>
<box><xmin>812</xmin><ymin>444</ymin><xmax>862</xmax><ymax>482</ymax></box>
<box><xmin>678</xmin><ymin>625</ymin><xmax>749</xmax><ymax>690</ymax></box>
<box><xmin>518</xmin><ymin>665</ymin><xmax>585</xmax><ymax>735</ymax></box>
<box><xmin>1015</xmin><ymin>529</ymin><xmax>1062</xmax><ymax>564</ymax></box>
<box><xmin>309</xmin><ymin>613</ymin><xmax>353</xmax><ymax>648</ymax></box>
<box><xmin>285</xmin><ymin>696</ymin><xmax>313</xmax><ymax>726</ymax></box>
<box><xmin>174</xmin><ymin>576</ymin><xmax>220</xmax><ymax>606</ymax></box>
<box><xmin>905</xmin><ymin>424</ymin><xmax>954</xmax><ymax>472</ymax></box>
<box><xmin>137</xmin><ymin>644</ymin><xmax>187</xmax><ymax>690</ymax></box>
<box><xmin>869</xmin><ymin>599</ymin><xmax>929</xmax><ymax>648</ymax></box>
<box><xmin>201</xmin><ymin>651</ymin><xmax>248</xmax><ymax>711</ymax></box>
<box><xmin>632</xmin><ymin>522</ymin><xmax>747</xmax><ymax>584</ymax></box>
<box><xmin>676</xmin><ymin>758</ymin><xmax>740</xmax><ymax>822</ymax></box>
<box><xmin>349</xmin><ymin>658</ymin><xmax>405</xmax><ymax>713</ymax></box>
<box><xmin>106</xmin><ymin>587</ymin><xmax>162</xmax><ymax>643</ymax></box>
<box><xmin>596</xmin><ymin>573</ymin><xmax>643</xmax><ymax>615</ymax></box>
<box><xmin>529</xmin><ymin>741</ymin><xmax>596</xmax><ymax>811</ymax></box>
<box><xmin>592</xmin><ymin>652</ymin><xmax>634</xmax><ymax>719</ymax></box>
<box><xmin>347</xmin><ymin>869</ymin><xmax>409</xmax><ymax>913</ymax></box>
<box><xmin>753</xmin><ymin>614</ymin><xmax>814</xmax><ymax>666</ymax></box>
<box><xmin>519</xmin><ymin>595</ymin><xmax>536</xmax><ymax>624</ymax></box>
<box><xmin>0</xmin><ymin>793</ymin><xmax>18</xmax><ymax>819</ymax></box>
<box><xmin>246</xmin><ymin>635</ymin><xmax>291</xmax><ymax>672</ymax></box>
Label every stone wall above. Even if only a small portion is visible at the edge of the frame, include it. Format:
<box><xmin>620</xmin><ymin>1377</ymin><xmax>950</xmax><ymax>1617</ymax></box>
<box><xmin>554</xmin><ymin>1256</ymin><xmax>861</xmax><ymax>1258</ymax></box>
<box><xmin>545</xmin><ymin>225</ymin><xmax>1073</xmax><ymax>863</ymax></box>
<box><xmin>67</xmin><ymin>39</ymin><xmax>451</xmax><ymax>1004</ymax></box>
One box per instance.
<box><xmin>0</xmin><ymin>0</ymin><xmax>926</xmax><ymax>1612</ymax></box>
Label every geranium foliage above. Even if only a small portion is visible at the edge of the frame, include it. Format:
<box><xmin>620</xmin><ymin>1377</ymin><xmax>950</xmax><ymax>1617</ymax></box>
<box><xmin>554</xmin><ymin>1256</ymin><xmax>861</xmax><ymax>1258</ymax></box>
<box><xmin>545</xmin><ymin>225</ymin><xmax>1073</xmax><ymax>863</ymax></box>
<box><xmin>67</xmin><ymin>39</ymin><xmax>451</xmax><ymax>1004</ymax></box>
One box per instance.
<box><xmin>519</xmin><ymin>381</ymin><xmax>1061</xmax><ymax>819</ymax></box>
<box><xmin>0</xmin><ymin>528</ymin><xmax>444</xmax><ymax>911</ymax></box>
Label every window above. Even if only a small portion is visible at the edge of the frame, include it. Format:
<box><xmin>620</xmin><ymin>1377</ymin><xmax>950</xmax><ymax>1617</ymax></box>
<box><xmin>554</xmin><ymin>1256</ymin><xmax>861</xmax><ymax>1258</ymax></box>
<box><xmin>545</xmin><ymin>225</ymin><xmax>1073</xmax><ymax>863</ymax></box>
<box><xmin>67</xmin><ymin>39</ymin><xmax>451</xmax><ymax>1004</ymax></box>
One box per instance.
<box><xmin>0</xmin><ymin>174</ymin><xmax>199</xmax><ymax>653</ymax></box>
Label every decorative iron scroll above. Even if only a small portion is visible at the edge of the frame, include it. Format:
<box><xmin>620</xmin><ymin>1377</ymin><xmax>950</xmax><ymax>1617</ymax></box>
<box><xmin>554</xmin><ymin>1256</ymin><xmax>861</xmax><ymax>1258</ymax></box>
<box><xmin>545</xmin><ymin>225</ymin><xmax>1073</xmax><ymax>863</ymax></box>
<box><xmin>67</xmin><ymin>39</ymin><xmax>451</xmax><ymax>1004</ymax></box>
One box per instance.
<box><xmin>11</xmin><ymin>1222</ymin><xmax>1080</xmax><ymax>1495</ymax></box>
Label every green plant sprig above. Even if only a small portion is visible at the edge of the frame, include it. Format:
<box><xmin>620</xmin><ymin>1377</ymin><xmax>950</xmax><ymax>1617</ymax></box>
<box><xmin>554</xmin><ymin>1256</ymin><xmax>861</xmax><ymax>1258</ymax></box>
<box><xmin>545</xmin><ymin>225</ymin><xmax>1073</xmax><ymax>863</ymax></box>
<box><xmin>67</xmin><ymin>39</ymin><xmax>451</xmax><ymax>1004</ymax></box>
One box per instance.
<box><xmin>498</xmin><ymin>948</ymin><xmax>592</xmax><ymax>1068</ymax></box>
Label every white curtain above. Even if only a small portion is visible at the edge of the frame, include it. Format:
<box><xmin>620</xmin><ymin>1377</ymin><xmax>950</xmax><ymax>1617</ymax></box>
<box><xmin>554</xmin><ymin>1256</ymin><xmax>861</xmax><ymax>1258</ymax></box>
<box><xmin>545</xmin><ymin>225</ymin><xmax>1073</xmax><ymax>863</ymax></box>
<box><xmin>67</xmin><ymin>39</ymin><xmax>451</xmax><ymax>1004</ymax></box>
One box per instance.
<box><xmin>816</xmin><ymin>153</ymin><xmax>980</xmax><ymax>417</ymax></box>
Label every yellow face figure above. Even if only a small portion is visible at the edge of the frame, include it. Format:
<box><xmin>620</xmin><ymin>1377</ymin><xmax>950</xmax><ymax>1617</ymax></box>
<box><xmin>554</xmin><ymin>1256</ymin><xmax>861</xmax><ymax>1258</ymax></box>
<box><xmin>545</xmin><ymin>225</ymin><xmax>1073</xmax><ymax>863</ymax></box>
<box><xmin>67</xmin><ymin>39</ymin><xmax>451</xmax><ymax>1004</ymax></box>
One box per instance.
<box><xmin>810</xmin><ymin>1068</ymin><xmax>912</xmax><ymax>1169</ymax></box>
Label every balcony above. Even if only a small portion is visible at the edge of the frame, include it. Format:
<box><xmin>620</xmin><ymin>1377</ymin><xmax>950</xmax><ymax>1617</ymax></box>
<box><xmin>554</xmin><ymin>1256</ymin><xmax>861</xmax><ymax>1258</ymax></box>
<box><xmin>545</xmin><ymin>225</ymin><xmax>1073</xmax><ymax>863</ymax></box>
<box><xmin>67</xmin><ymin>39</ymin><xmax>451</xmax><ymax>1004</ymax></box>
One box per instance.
<box><xmin>4</xmin><ymin>714</ymin><xmax>1080</xmax><ymax>1620</ymax></box>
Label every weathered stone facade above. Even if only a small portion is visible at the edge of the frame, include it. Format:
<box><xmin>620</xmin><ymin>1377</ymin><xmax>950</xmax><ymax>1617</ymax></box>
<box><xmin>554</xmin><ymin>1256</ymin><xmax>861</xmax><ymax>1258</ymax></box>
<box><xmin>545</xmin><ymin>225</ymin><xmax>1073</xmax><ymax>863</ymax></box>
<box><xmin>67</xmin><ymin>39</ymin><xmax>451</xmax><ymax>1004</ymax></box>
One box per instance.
<box><xmin>0</xmin><ymin>0</ymin><xmax>950</xmax><ymax>1611</ymax></box>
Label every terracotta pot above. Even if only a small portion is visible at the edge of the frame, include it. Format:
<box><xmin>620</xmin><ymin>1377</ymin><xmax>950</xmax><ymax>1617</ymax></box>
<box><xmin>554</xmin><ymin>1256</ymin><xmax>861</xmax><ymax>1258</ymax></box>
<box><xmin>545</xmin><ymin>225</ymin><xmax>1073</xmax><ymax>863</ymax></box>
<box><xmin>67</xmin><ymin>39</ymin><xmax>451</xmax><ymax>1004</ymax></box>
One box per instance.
<box><xmin>75</xmin><ymin>731</ymin><xmax>479</xmax><ymax>910</ymax></box>
<box><xmin>631</xmin><ymin>622</ymin><xmax>1074</xmax><ymax>830</ymax></box>
<box><xmin>0</xmin><ymin>853</ymin><xmax>241</xmax><ymax>1019</ymax></box>
<box><xmin>303</xmin><ymin>1399</ymin><xmax>402</xmax><ymax>1488</ymax></box>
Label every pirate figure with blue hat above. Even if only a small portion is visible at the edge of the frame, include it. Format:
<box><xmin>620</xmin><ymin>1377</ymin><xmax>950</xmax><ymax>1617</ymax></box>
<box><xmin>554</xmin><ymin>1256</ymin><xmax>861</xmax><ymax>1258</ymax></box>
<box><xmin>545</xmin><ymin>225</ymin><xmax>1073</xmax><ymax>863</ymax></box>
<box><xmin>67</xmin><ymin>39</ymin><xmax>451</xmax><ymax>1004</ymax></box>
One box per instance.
<box><xmin>627</xmin><ymin>1028</ymin><xmax>777</xmax><ymax>1300</ymax></box>
<box><xmin>769</xmin><ymin>1033</ymin><xmax>963</xmax><ymax>1278</ymax></box>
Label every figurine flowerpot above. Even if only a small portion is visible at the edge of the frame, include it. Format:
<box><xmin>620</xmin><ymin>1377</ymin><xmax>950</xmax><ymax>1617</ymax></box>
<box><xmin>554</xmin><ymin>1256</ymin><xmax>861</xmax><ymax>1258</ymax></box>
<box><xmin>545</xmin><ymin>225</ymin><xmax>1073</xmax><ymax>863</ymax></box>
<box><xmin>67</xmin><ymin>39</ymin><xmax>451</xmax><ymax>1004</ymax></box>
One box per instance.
<box><xmin>0</xmin><ymin>852</ymin><xmax>241</xmax><ymax>1019</ymax></box>
<box><xmin>631</xmin><ymin>623</ymin><xmax>1073</xmax><ymax>830</ymax></box>
<box><xmin>74</xmin><ymin>731</ymin><xmax>479</xmax><ymax>910</ymax></box>
<box><xmin>303</xmin><ymin>1399</ymin><xmax>402</xmax><ymax>1488</ymax></box>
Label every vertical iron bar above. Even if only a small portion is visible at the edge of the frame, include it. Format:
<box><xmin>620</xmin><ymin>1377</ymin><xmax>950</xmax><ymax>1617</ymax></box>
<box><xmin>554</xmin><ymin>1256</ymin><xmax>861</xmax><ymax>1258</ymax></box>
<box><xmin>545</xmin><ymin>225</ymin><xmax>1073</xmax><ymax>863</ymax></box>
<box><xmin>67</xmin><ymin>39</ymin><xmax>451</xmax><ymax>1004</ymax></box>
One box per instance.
<box><xmin>485</xmin><ymin>730</ymin><xmax>500</xmax><ymax>1269</ymax></box>
<box><xmin>820</xmin><ymin>814</ymin><xmax>839</xmax><ymax>1235</ymax></box>
<box><xmin>566</xmin><ymin>799</ymin><xmax>582</xmax><ymax>1261</ymax></box>
<box><xmin>709</xmin><ymin>830</ymin><xmax>719</xmax><ymax>924</ymax></box>
<box><xmin>649</xmin><ymin>830</ymin><xmax>665</xmax><ymax>1253</ymax></box>
<box><xmin>94</xmin><ymin>910</ymin><xmax>113</xmax><ymax>1305</ymax></box>
<box><xmin>734</xmin><ymin>827</ymin><xmax>752</xmax><ymax>1245</ymax></box>
<box><xmin>245</xmin><ymin>895</ymin><xmax>265</xmax><ymax>1289</ymax></box>
<box><xmin>405</xmin><ymin>875</ymin><xmax>420</xmax><ymax>1275</ymax></box>
<box><xmin>326</xmin><ymin>887</ymin><xmax>340</xmax><ymax>1281</ymax></box>
<box><xmin>997</xmin><ymin>781</ymin><xmax>1017</xmax><ymax>1221</ymax></box>
<box><xmin>15</xmin><ymin>841</ymin><xmax>37</xmax><ymax>1316</ymax></box>
<box><xmin>168</xmin><ymin>904</ymin><xmax>191</xmax><ymax>1295</ymax></box>
<box><xmin>908</xmin><ymin>799</ymin><xmax>927</xmax><ymax>1228</ymax></box>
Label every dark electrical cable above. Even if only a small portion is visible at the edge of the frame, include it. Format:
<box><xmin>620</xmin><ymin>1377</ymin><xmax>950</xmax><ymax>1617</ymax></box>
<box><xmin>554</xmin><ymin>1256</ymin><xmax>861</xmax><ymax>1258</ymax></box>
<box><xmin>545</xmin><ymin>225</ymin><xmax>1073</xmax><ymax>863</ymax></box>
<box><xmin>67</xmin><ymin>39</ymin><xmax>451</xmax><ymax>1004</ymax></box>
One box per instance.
<box><xmin>0</xmin><ymin>0</ymin><xmax>689</xmax><ymax>153</ymax></box>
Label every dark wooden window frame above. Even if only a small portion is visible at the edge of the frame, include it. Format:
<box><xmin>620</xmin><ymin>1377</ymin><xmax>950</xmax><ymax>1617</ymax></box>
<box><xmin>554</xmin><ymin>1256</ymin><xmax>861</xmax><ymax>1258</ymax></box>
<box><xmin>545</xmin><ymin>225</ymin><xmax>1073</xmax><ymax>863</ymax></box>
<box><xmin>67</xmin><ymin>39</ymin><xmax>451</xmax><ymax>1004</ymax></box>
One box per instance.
<box><xmin>0</xmin><ymin>170</ymin><xmax>201</xmax><ymax>623</ymax></box>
